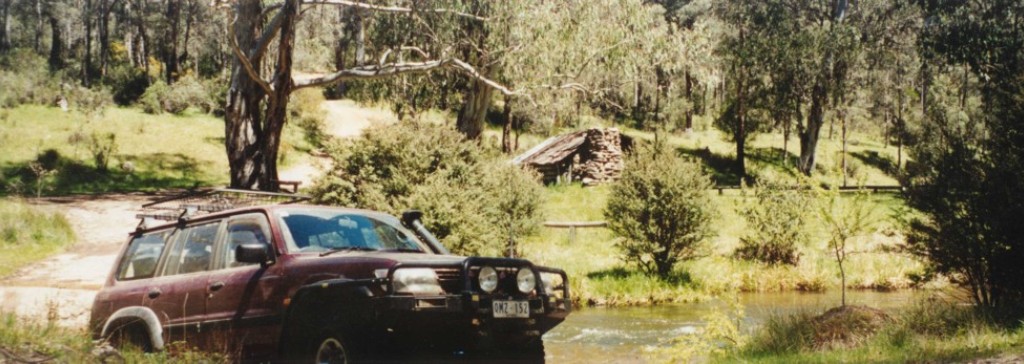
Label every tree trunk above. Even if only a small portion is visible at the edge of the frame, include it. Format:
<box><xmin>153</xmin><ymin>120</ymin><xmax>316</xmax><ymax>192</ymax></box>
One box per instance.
<box><xmin>798</xmin><ymin>81</ymin><xmax>827</xmax><ymax>175</ymax></box>
<box><xmin>501</xmin><ymin>96</ymin><xmax>513</xmax><ymax>154</ymax></box>
<box><xmin>225</xmin><ymin>0</ymin><xmax>267</xmax><ymax>190</ymax></box>
<box><xmin>684</xmin><ymin>69</ymin><xmax>693</xmax><ymax>133</ymax></box>
<box><xmin>48</xmin><ymin>15</ymin><xmax>62</xmax><ymax>71</ymax></box>
<box><xmin>0</xmin><ymin>0</ymin><xmax>11</xmax><ymax>52</ymax></box>
<box><xmin>98</xmin><ymin>0</ymin><xmax>115</xmax><ymax>78</ymax></box>
<box><xmin>456</xmin><ymin>76</ymin><xmax>494</xmax><ymax>140</ymax></box>
<box><xmin>35</xmin><ymin>0</ymin><xmax>43</xmax><ymax>53</ymax></box>
<box><xmin>735</xmin><ymin>70</ymin><xmax>747</xmax><ymax>180</ymax></box>
<box><xmin>164</xmin><ymin>0</ymin><xmax>180</xmax><ymax>84</ymax></box>
<box><xmin>83</xmin><ymin>0</ymin><xmax>94</xmax><ymax>86</ymax></box>
<box><xmin>841</xmin><ymin>106</ymin><xmax>848</xmax><ymax>187</ymax></box>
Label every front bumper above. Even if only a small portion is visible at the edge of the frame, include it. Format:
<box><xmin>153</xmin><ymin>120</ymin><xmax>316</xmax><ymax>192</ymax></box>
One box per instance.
<box><xmin>373</xmin><ymin>257</ymin><xmax>571</xmax><ymax>342</ymax></box>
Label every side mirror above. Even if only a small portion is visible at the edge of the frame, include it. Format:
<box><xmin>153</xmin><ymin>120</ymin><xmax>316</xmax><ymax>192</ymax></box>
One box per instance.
<box><xmin>236</xmin><ymin>243</ymin><xmax>271</xmax><ymax>266</ymax></box>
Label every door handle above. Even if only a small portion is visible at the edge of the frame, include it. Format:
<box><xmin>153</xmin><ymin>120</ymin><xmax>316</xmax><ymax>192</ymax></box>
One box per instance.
<box><xmin>209</xmin><ymin>281</ymin><xmax>225</xmax><ymax>292</ymax></box>
<box><xmin>147</xmin><ymin>289</ymin><xmax>161</xmax><ymax>299</ymax></box>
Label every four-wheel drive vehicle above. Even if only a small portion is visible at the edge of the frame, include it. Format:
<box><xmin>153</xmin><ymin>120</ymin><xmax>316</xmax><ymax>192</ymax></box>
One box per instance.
<box><xmin>89</xmin><ymin>202</ymin><xmax>570</xmax><ymax>362</ymax></box>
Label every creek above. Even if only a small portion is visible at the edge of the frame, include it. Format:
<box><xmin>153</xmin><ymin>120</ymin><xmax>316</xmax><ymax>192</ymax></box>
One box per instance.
<box><xmin>543</xmin><ymin>290</ymin><xmax>931</xmax><ymax>363</ymax></box>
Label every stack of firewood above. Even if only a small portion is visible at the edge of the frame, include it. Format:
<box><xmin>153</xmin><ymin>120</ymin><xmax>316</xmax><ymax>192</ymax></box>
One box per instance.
<box><xmin>574</xmin><ymin>128</ymin><xmax>624</xmax><ymax>185</ymax></box>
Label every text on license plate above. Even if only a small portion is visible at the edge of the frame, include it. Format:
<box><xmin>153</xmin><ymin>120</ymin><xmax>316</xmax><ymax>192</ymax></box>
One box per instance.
<box><xmin>492</xmin><ymin>300</ymin><xmax>530</xmax><ymax>318</ymax></box>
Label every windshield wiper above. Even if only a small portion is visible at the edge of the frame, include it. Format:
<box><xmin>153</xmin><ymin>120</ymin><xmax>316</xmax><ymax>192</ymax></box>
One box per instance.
<box><xmin>379</xmin><ymin>248</ymin><xmax>425</xmax><ymax>254</ymax></box>
<box><xmin>319</xmin><ymin>246</ymin><xmax>376</xmax><ymax>257</ymax></box>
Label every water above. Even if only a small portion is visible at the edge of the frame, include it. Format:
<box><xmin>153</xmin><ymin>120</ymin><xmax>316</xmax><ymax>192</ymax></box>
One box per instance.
<box><xmin>543</xmin><ymin>290</ymin><xmax>929</xmax><ymax>363</ymax></box>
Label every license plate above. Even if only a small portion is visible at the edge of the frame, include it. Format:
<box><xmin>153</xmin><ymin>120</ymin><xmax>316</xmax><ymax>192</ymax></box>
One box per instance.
<box><xmin>492</xmin><ymin>300</ymin><xmax>530</xmax><ymax>318</ymax></box>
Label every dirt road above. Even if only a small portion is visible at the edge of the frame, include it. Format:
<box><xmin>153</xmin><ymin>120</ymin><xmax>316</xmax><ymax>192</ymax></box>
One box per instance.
<box><xmin>277</xmin><ymin>99</ymin><xmax>397</xmax><ymax>187</ymax></box>
<box><xmin>1</xmin><ymin>194</ymin><xmax>151</xmax><ymax>327</ymax></box>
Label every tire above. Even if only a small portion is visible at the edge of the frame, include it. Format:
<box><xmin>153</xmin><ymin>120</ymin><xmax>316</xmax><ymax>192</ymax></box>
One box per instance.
<box><xmin>108</xmin><ymin>323</ymin><xmax>154</xmax><ymax>353</ymax></box>
<box><xmin>312</xmin><ymin>335</ymin><xmax>351</xmax><ymax>364</ymax></box>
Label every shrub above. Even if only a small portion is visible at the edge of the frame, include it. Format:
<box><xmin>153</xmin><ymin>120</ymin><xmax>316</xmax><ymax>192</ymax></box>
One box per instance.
<box><xmin>604</xmin><ymin>143</ymin><xmax>715</xmax><ymax>278</ymax></box>
<box><xmin>89</xmin><ymin>132</ymin><xmax>119</xmax><ymax>173</ymax></box>
<box><xmin>105</xmin><ymin>64</ymin><xmax>150</xmax><ymax>105</ymax></box>
<box><xmin>289</xmin><ymin>88</ymin><xmax>328</xmax><ymax>147</ymax></box>
<box><xmin>0</xmin><ymin>50</ymin><xmax>60</xmax><ymax>108</ymax></box>
<box><xmin>138</xmin><ymin>76</ymin><xmax>214</xmax><ymax>114</ymax></box>
<box><xmin>734</xmin><ymin>181</ymin><xmax>811</xmax><ymax>265</ymax></box>
<box><xmin>311</xmin><ymin>122</ymin><xmax>543</xmax><ymax>257</ymax></box>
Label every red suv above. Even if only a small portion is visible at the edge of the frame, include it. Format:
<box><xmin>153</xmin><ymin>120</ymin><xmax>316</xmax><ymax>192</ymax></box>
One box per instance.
<box><xmin>88</xmin><ymin>194</ymin><xmax>570</xmax><ymax>363</ymax></box>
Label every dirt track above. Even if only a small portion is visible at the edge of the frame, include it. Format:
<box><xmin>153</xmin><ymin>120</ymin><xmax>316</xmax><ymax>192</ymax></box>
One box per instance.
<box><xmin>0</xmin><ymin>100</ymin><xmax>395</xmax><ymax>328</ymax></box>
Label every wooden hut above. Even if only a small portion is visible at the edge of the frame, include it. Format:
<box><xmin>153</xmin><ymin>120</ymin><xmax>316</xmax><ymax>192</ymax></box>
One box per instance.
<box><xmin>512</xmin><ymin>128</ymin><xmax>630</xmax><ymax>185</ymax></box>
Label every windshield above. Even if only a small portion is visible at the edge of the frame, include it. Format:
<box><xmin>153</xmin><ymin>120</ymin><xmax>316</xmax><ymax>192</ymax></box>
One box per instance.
<box><xmin>277</xmin><ymin>209</ymin><xmax>427</xmax><ymax>254</ymax></box>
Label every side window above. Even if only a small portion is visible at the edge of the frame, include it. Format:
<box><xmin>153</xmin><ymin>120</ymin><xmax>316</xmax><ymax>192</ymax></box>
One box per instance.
<box><xmin>117</xmin><ymin>231</ymin><xmax>168</xmax><ymax>280</ymax></box>
<box><xmin>162</xmin><ymin>222</ymin><xmax>220</xmax><ymax>275</ymax></box>
<box><xmin>223</xmin><ymin>214</ymin><xmax>271</xmax><ymax>268</ymax></box>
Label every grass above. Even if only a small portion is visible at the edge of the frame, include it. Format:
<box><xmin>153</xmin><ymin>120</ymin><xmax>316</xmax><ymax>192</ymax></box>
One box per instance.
<box><xmin>0</xmin><ymin>199</ymin><xmax>75</xmax><ymax>277</ymax></box>
<box><xmin>0</xmin><ymin>312</ymin><xmax>225</xmax><ymax>363</ymax></box>
<box><xmin>725</xmin><ymin>301</ymin><xmax>1024</xmax><ymax>363</ymax></box>
<box><xmin>519</xmin><ymin>121</ymin><xmax>929</xmax><ymax>306</ymax></box>
<box><xmin>0</xmin><ymin>105</ymin><xmax>312</xmax><ymax>195</ymax></box>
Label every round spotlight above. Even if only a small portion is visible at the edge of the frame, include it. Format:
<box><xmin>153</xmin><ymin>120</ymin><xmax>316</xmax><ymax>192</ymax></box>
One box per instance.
<box><xmin>516</xmin><ymin>268</ymin><xmax>536</xmax><ymax>293</ymax></box>
<box><xmin>479</xmin><ymin>266</ymin><xmax>498</xmax><ymax>293</ymax></box>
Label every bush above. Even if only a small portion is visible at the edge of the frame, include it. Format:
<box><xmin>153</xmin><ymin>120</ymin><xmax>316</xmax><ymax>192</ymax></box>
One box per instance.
<box><xmin>138</xmin><ymin>76</ymin><xmax>214</xmax><ymax>114</ymax></box>
<box><xmin>311</xmin><ymin>122</ymin><xmax>543</xmax><ymax>257</ymax></box>
<box><xmin>289</xmin><ymin>88</ymin><xmax>328</xmax><ymax>147</ymax></box>
<box><xmin>0</xmin><ymin>50</ymin><xmax>61</xmax><ymax>108</ymax></box>
<box><xmin>734</xmin><ymin>181</ymin><xmax>811</xmax><ymax>265</ymax></box>
<box><xmin>105</xmin><ymin>64</ymin><xmax>150</xmax><ymax>105</ymax></box>
<box><xmin>88</xmin><ymin>132</ymin><xmax>119</xmax><ymax>173</ymax></box>
<box><xmin>604</xmin><ymin>143</ymin><xmax>715</xmax><ymax>278</ymax></box>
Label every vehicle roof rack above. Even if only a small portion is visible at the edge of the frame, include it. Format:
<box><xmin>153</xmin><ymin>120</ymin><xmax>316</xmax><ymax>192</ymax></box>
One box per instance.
<box><xmin>135</xmin><ymin>188</ymin><xmax>311</xmax><ymax>231</ymax></box>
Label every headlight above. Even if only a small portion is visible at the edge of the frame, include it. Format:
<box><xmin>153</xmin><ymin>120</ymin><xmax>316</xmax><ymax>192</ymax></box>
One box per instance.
<box><xmin>516</xmin><ymin>268</ymin><xmax>537</xmax><ymax>293</ymax></box>
<box><xmin>392</xmin><ymin>268</ymin><xmax>442</xmax><ymax>295</ymax></box>
<box><xmin>479</xmin><ymin>266</ymin><xmax>498</xmax><ymax>293</ymax></box>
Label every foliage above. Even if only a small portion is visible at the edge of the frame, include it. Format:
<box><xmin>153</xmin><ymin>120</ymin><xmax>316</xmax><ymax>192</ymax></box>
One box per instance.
<box><xmin>736</xmin><ymin>299</ymin><xmax>1024</xmax><ymax>363</ymax></box>
<box><xmin>88</xmin><ymin>132</ymin><xmax>119</xmax><ymax>173</ymax></box>
<box><xmin>0</xmin><ymin>312</ymin><xmax>226</xmax><ymax>363</ymax></box>
<box><xmin>818</xmin><ymin>188</ymin><xmax>874</xmax><ymax>307</ymax></box>
<box><xmin>0</xmin><ymin>200</ymin><xmax>74</xmax><ymax>278</ymax></box>
<box><xmin>652</xmin><ymin>292</ymin><xmax>748</xmax><ymax>363</ymax></box>
<box><xmin>311</xmin><ymin>122</ymin><xmax>543</xmax><ymax>257</ymax></box>
<box><xmin>288</xmin><ymin>88</ymin><xmax>328</xmax><ymax>148</ymax></box>
<box><xmin>104</xmin><ymin>64</ymin><xmax>151</xmax><ymax>105</ymax></box>
<box><xmin>0</xmin><ymin>50</ymin><xmax>61</xmax><ymax>108</ymax></box>
<box><xmin>906</xmin><ymin>0</ymin><xmax>1024</xmax><ymax>310</ymax></box>
<box><xmin>604</xmin><ymin>143</ymin><xmax>715</xmax><ymax>278</ymax></box>
<box><xmin>734</xmin><ymin>181</ymin><xmax>811</xmax><ymax>265</ymax></box>
<box><xmin>139</xmin><ymin>76</ymin><xmax>215</xmax><ymax>115</ymax></box>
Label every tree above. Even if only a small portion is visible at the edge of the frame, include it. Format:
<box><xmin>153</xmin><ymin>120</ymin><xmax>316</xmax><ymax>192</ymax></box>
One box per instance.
<box><xmin>604</xmin><ymin>143</ymin><xmax>715</xmax><ymax>278</ymax></box>
<box><xmin>819</xmin><ymin>188</ymin><xmax>873</xmax><ymax>307</ymax></box>
<box><xmin>906</xmin><ymin>0</ymin><xmax>1024</xmax><ymax>310</ymax></box>
<box><xmin>221</xmin><ymin>0</ymin><xmax>514</xmax><ymax>190</ymax></box>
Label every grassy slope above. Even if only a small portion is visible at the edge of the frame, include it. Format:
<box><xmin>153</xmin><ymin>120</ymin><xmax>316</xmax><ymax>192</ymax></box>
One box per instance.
<box><xmin>0</xmin><ymin>199</ymin><xmax>75</xmax><ymax>277</ymax></box>
<box><xmin>0</xmin><ymin>105</ymin><xmax>310</xmax><ymax>195</ymax></box>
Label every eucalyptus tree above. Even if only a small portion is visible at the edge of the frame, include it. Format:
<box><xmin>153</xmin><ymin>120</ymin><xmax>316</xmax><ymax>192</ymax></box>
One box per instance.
<box><xmin>220</xmin><ymin>0</ymin><xmax>517</xmax><ymax>190</ymax></box>
<box><xmin>906</xmin><ymin>0</ymin><xmax>1024</xmax><ymax>309</ymax></box>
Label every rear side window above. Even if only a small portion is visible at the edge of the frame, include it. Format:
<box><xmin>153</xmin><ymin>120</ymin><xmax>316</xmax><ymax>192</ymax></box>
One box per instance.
<box><xmin>162</xmin><ymin>222</ymin><xmax>220</xmax><ymax>276</ymax></box>
<box><xmin>117</xmin><ymin>231</ymin><xmax>168</xmax><ymax>281</ymax></box>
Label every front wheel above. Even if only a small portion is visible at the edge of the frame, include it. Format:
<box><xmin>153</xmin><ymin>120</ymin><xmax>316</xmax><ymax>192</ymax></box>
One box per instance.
<box><xmin>313</xmin><ymin>335</ymin><xmax>350</xmax><ymax>364</ymax></box>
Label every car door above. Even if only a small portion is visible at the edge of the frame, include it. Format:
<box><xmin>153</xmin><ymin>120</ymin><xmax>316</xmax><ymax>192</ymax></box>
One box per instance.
<box><xmin>204</xmin><ymin>212</ymin><xmax>285</xmax><ymax>360</ymax></box>
<box><xmin>147</xmin><ymin>220</ymin><xmax>221</xmax><ymax>346</ymax></box>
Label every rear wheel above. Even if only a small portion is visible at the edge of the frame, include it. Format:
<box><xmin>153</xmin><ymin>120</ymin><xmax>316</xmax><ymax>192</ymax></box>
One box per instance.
<box><xmin>107</xmin><ymin>323</ymin><xmax>153</xmax><ymax>353</ymax></box>
<box><xmin>313</xmin><ymin>335</ymin><xmax>350</xmax><ymax>364</ymax></box>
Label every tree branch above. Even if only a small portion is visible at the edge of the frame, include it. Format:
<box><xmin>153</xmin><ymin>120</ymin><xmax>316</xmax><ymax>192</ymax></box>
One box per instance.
<box><xmin>294</xmin><ymin>58</ymin><xmax>516</xmax><ymax>96</ymax></box>
<box><xmin>298</xmin><ymin>0</ymin><xmax>487</xmax><ymax>21</ymax></box>
<box><xmin>229</xmin><ymin>16</ymin><xmax>273</xmax><ymax>94</ymax></box>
